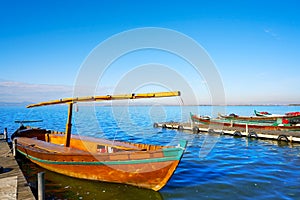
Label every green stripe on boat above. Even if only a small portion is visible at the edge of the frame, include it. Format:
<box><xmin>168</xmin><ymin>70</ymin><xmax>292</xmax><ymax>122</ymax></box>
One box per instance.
<box><xmin>18</xmin><ymin>148</ymin><xmax>184</xmax><ymax>165</ymax></box>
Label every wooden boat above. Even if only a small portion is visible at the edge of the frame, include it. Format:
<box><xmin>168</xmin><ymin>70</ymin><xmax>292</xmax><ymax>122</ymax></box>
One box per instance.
<box><xmin>254</xmin><ymin>110</ymin><xmax>273</xmax><ymax>116</ymax></box>
<box><xmin>253</xmin><ymin>110</ymin><xmax>289</xmax><ymax>118</ymax></box>
<box><xmin>191</xmin><ymin>113</ymin><xmax>300</xmax><ymax>131</ymax></box>
<box><xmin>218</xmin><ymin>113</ymin><xmax>275</xmax><ymax>122</ymax></box>
<box><xmin>285</xmin><ymin>112</ymin><xmax>300</xmax><ymax>116</ymax></box>
<box><xmin>219</xmin><ymin>111</ymin><xmax>300</xmax><ymax>124</ymax></box>
<box><xmin>12</xmin><ymin>91</ymin><xmax>187</xmax><ymax>191</ymax></box>
<box><xmin>254</xmin><ymin>110</ymin><xmax>300</xmax><ymax>117</ymax></box>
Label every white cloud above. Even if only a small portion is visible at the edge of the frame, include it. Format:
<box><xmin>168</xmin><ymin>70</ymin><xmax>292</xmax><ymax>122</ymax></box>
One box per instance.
<box><xmin>0</xmin><ymin>80</ymin><xmax>73</xmax><ymax>103</ymax></box>
<box><xmin>0</xmin><ymin>80</ymin><xmax>183</xmax><ymax>105</ymax></box>
<box><xmin>264</xmin><ymin>28</ymin><xmax>280</xmax><ymax>40</ymax></box>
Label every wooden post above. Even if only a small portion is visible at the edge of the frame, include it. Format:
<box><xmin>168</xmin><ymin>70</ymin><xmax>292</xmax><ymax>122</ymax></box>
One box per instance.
<box><xmin>38</xmin><ymin>172</ymin><xmax>45</xmax><ymax>200</ymax></box>
<box><xmin>3</xmin><ymin>128</ymin><xmax>7</xmax><ymax>141</ymax></box>
<box><xmin>13</xmin><ymin>138</ymin><xmax>17</xmax><ymax>157</ymax></box>
<box><xmin>289</xmin><ymin>136</ymin><xmax>293</xmax><ymax>143</ymax></box>
<box><xmin>64</xmin><ymin>102</ymin><xmax>73</xmax><ymax>147</ymax></box>
<box><xmin>246</xmin><ymin>123</ymin><xmax>249</xmax><ymax>134</ymax></box>
<box><xmin>230</xmin><ymin>120</ymin><xmax>233</xmax><ymax>127</ymax></box>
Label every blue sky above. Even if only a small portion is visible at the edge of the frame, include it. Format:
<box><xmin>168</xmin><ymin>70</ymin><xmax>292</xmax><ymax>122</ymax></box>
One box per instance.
<box><xmin>0</xmin><ymin>0</ymin><xmax>300</xmax><ymax>104</ymax></box>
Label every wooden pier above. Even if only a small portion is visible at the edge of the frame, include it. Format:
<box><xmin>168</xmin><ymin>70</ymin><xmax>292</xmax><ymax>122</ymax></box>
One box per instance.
<box><xmin>0</xmin><ymin>140</ymin><xmax>35</xmax><ymax>200</ymax></box>
<box><xmin>153</xmin><ymin>122</ymin><xmax>300</xmax><ymax>143</ymax></box>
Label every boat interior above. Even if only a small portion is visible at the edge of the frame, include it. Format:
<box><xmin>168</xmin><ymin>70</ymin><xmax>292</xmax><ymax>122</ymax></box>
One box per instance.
<box><xmin>12</xmin><ymin>126</ymin><xmax>167</xmax><ymax>155</ymax></box>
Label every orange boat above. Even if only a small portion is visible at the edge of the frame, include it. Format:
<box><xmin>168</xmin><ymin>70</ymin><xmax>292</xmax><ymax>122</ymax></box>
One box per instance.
<box><xmin>12</xmin><ymin>91</ymin><xmax>187</xmax><ymax>191</ymax></box>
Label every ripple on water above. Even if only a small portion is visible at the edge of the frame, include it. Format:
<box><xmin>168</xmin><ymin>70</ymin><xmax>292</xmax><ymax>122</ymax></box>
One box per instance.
<box><xmin>1</xmin><ymin>105</ymin><xmax>300</xmax><ymax>200</ymax></box>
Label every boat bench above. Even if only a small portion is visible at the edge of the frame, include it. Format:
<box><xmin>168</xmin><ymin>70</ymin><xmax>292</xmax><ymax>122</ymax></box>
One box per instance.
<box><xmin>16</xmin><ymin>137</ymin><xmax>88</xmax><ymax>154</ymax></box>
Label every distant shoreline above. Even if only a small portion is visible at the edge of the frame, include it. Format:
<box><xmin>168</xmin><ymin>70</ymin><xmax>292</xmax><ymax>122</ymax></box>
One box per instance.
<box><xmin>0</xmin><ymin>102</ymin><xmax>299</xmax><ymax>107</ymax></box>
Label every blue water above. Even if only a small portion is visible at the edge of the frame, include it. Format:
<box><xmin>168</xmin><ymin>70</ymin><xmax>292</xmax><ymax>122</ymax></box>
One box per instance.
<box><xmin>1</xmin><ymin>105</ymin><xmax>300</xmax><ymax>200</ymax></box>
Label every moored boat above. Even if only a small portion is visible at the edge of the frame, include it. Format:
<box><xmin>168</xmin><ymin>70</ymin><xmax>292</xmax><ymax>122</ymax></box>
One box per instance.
<box><xmin>254</xmin><ymin>110</ymin><xmax>272</xmax><ymax>116</ymax></box>
<box><xmin>218</xmin><ymin>114</ymin><xmax>300</xmax><ymax>124</ymax></box>
<box><xmin>219</xmin><ymin>111</ymin><xmax>300</xmax><ymax>124</ymax></box>
<box><xmin>218</xmin><ymin>113</ymin><xmax>275</xmax><ymax>122</ymax></box>
<box><xmin>191</xmin><ymin>113</ymin><xmax>300</xmax><ymax>131</ymax></box>
<box><xmin>285</xmin><ymin>112</ymin><xmax>300</xmax><ymax>116</ymax></box>
<box><xmin>12</xmin><ymin>91</ymin><xmax>187</xmax><ymax>191</ymax></box>
<box><xmin>254</xmin><ymin>110</ymin><xmax>288</xmax><ymax>118</ymax></box>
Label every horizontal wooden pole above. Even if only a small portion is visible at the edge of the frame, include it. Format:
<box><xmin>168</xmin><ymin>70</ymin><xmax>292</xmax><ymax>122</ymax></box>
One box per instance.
<box><xmin>26</xmin><ymin>91</ymin><xmax>180</xmax><ymax>108</ymax></box>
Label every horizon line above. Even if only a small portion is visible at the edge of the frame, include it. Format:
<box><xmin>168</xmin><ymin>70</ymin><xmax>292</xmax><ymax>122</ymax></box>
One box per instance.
<box><xmin>0</xmin><ymin>101</ymin><xmax>299</xmax><ymax>107</ymax></box>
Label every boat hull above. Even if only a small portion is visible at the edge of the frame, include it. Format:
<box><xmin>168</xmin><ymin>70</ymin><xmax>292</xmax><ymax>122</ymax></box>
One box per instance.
<box><xmin>19</xmin><ymin>151</ymin><xmax>179</xmax><ymax>191</ymax></box>
<box><xmin>15</xmin><ymin>133</ymin><xmax>186</xmax><ymax>191</ymax></box>
<box><xmin>219</xmin><ymin>113</ymin><xmax>300</xmax><ymax>122</ymax></box>
<box><xmin>191</xmin><ymin>114</ymin><xmax>300</xmax><ymax>131</ymax></box>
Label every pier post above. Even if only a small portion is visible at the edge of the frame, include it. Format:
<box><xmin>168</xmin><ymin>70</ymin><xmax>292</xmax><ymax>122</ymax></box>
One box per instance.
<box><xmin>12</xmin><ymin>138</ymin><xmax>17</xmax><ymax>157</ymax></box>
<box><xmin>246</xmin><ymin>124</ymin><xmax>248</xmax><ymax>134</ymax></box>
<box><xmin>4</xmin><ymin>128</ymin><xmax>7</xmax><ymax>141</ymax></box>
<box><xmin>190</xmin><ymin>119</ymin><xmax>195</xmax><ymax>128</ymax></box>
<box><xmin>38</xmin><ymin>172</ymin><xmax>45</xmax><ymax>200</ymax></box>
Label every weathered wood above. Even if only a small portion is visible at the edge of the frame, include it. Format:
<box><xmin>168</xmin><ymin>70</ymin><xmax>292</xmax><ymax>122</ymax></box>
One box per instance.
<box><xmin>4</xmin><ymin>128</ymin><xmax>7</xmax><ymax>141</ymax></box>
<box><xmin>12</xmin><ymin>139</ymin><xmax>17</xmax><ymax>157</ymax></box>
<box><xmin>26</xmin><ymin>91</ymin><xmax>180</xmax><ymax>108</ymax></box>
<box><xmin>64</xmin><ymin>103</ymin><xmax>73</xmax><ymax>147</ymax></box>
<box><xmin>37</xmin><ymin>172</ymin><xmax>45</xmax><ymax>200</ymax></box>
<box><xmin>0</xmin><ymin>141</ymin><xmax>35</xmax><ymax>200</ymax></box>
<box><xmin>0</xmin><ymin>176</ymin><xmax>17</xmax><ymax>199</ymax></box>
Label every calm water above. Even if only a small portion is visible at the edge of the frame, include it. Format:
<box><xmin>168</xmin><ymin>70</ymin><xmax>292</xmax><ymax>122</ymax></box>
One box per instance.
<box><xmin>1</xmin><ymin>105</ymin><xmax>300</xmax><ymax>200</ymax></box>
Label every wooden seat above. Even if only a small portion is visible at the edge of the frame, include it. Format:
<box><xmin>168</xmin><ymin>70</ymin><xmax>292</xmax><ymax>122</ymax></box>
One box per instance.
<box><xmin>16</xmin><ymin>137</ymin><xmax>88</xmax><ymax>154</ymax></box>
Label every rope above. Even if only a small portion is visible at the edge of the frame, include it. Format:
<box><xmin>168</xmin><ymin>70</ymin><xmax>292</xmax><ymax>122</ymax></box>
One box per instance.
<box><xmin>0</xmin><ymin>146</ymin><xmax>13</xmax><ymax>157</ymax></box>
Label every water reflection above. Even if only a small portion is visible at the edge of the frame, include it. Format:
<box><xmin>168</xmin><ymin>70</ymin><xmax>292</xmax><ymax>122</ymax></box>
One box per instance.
<box><xmin>18</xmin><ymin>157</ymin><xmax>163</xmax><ymax>200</ymax></box>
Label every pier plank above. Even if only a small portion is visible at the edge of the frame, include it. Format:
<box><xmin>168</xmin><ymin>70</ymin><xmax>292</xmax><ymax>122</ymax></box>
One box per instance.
<box><xmin>0</xmin><ymin>141</ymin><xmax>35</xmax><ymax>200</ymax></box>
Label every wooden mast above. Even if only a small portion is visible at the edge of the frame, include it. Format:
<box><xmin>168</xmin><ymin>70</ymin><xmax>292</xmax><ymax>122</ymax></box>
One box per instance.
<box><xmin>64</xmin><ymin>102</ymin><xmax>73</xmax><ymax>147</ymax></box>
<box><xmin>26</xmin><ymin>91</ymin><xmax>181</xmax><ymax>148</ymax></box>
<box><xmin>26</xmin><ymin>91</ymin><xmax>180</xmax><ymax>108</ymax></box>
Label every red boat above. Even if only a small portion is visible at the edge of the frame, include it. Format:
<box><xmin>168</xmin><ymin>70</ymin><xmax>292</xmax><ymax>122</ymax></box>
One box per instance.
<box><xmin>219</xmin><ymin>112</ymin><xmax>300</xmax><ymax>123</ymax></box>
<box><xmin>285</xmin><ymin>112</ymin><xmax>300</xmax><ymax>116</ymax></box>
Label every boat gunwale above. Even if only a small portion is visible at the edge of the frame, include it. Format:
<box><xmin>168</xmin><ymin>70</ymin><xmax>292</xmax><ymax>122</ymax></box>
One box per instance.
<box><xmin>191</xmin><ymin>113</ymin><xmax>300</xmax><ymax>130</ymax></box>
<box><xmin>16</xmin><ymin>147</ymin><xmax>183</xmax><ymax>165</ymax></box>
<box><xmin>219</xmin><ymin>113</ymin><xmax>300</xmax><ymax>121</ymax></box>
<box><xmin>16</xmin><ymin>137</ymin><xmax>183</xmax><ymax>157</ymax></box>
<box><xmin>15</xmin><ymin>135</ymin><xmax>186</xmax><ymax>165</ymax></box>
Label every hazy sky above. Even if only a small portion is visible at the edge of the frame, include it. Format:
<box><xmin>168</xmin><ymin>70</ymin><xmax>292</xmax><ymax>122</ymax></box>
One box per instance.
<box><xmin>1</xmin><ymin>0</ymin><xmax>300</xmax><ymax>104</ymax></box>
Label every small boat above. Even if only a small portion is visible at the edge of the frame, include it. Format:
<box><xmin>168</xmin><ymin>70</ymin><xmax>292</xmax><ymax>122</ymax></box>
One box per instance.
<box><xmin>285</xmin><ymin>112</ymin><xmax>300</xmax><ymax>116</ymax></box>
<box><xmin>254</xmin><ymin>110</ymin><xmax>272</xmax><ymax>116</ymax></box>
<box><xmin>218</xmin><ymin>113</ymin><xmax>275</xmax><ymax>122</ymax></box>
<box><xmin>12</xmin><ymin>91</ymin><xmax>187</xmax><ymax>191</ymax></box>
<box><xmin>218</xmin><ymin>112</ymin><xmax>300</xmax><ymax>124</ymax></box>
<box><xmin>254</xmin><ymin>110</ymin><xmax>287</xmax><ymax>118</ymax></box>
<box><xmin>191</xmin><ymin>113</ymin><xmax>300</xmax><ymax>131</ymax></box>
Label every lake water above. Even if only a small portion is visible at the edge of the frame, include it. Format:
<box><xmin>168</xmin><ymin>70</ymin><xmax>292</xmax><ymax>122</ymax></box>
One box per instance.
<box><xmin>1</xmin><ymin>105</ymin><xmax>300</xmax><ymax>200</ymax></box>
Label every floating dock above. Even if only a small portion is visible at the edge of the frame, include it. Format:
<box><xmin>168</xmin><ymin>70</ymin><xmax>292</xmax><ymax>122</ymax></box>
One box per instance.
<box><xmin>153</xmin><ymin>122</ymin><xmax>300</xmax><ymax>143</ymax></box>
<box><xmin>0</xmin><ymin>139</ymin><xmax>35</xmax><ymax>200</ymax></box>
